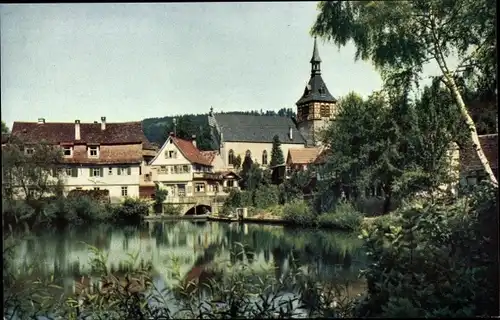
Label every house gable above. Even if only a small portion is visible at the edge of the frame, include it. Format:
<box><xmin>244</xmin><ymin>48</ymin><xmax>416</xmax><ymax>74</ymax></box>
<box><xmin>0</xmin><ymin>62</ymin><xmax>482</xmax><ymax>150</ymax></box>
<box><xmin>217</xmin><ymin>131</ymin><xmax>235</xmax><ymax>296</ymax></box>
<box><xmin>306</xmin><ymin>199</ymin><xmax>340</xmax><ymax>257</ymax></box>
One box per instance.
<box><xmin>149</xmin><ymin>136</ymin><xmax>190</xmax><ymax>166</ymax></box>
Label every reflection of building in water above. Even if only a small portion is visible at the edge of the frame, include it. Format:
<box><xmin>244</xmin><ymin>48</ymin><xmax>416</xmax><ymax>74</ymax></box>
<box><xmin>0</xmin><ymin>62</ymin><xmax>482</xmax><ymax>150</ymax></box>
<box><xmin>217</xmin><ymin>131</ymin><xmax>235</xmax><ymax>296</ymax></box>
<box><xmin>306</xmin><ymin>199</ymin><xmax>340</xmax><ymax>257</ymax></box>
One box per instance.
<box><xmin>11</xmin><ymin>222</ymin><xmax>230</xmax><ymax>291</ymax></box>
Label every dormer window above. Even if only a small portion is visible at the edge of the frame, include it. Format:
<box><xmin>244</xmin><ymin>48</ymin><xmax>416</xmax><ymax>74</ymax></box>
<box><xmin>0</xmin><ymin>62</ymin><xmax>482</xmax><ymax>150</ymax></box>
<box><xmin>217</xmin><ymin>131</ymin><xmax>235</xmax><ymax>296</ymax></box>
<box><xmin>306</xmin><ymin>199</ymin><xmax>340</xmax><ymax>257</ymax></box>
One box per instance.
<box><xmin>25</xmin><ymin>148</ymin><xmax>34</xmax><ymax>156</ymax></box>
<box><xmin>63</xmin><ymin>146</ymin><xmax>73</xmax><ymax>157</ymax></box>
<box><xmin>89</xmin><ymin>146</ymin><xmax>99</xmax><ymax>158</ymax></box>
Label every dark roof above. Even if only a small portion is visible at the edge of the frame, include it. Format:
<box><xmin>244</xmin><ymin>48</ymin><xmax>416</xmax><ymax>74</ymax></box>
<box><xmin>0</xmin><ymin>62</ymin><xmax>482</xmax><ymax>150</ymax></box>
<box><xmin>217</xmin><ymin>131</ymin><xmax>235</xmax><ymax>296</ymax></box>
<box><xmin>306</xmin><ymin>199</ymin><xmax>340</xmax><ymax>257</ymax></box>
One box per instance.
<box><xmin>209</xmin><ymin>114</ymin><xmax>306</xmax><ymax>145</ymax></box>
<box><xmin>297</xmin><ymin>38</ymin><xmax>336</xmax><ymax>105</ymax></box>
<box><xmin>310</xmin><ymin>37</ymin><xmax>321</xmax><ymax>63</ymax></box>
<box><xmin>296</xmin><ymin>74</ymin><xmax>336</xmax><ymax>105</ymax></box>
<box><xmin>11</xmin><ymin>121</ymin><xmax>152</xmax><ymax>146</ymax></box>
<box><xmin>460</xmin><ymin>134</ymin><xmax>498</xmax><ymax>172</ymax></box>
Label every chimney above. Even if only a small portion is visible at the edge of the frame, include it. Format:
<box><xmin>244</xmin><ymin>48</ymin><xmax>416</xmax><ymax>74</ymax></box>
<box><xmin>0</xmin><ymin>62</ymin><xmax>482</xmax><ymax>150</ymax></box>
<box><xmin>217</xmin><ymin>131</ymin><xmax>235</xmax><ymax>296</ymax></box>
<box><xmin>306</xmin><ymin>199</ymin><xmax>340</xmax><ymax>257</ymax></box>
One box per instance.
<box><xmin>169</xmin><ymin>132</ymin><xmax>174</xmax><ymax>137</ymax></box>
<box><xmin>289</xmin><ymin>126</ymin><xmax>293</xmax><ymax>140</ymax></box>
<box><xmin>192</xmin><ymin>135</ymin><xmax>197</xmax><ymax>148</ymax></box>
<box><xmin>101</xmin><ymin>117</ymin><xmax>106</xmax><ymax>131</ymax></box>
<box><xmin>38</xmin><ymin>118</ymin><xmax>45</xmax><ymax>124</ymax></box>
<box><xmin>209</xmin><ymin>106</ymin><xmax>214</xmax><ymax>117</ymax></box>
<box><xmin>75</xmin><ymin>120</ymin><xmax>81</xmax><ymax>140</ymax></box>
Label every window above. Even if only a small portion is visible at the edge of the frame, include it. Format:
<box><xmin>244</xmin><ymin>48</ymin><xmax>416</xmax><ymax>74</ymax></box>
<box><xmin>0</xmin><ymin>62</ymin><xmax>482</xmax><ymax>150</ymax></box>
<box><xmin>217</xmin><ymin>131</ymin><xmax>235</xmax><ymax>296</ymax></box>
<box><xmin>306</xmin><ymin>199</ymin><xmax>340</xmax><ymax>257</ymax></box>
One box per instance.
<box><xmin>108</xmin><ymin>167</ymin><xmax>113</xmax><ymax>175</ymax></box>
<box><xmin>177</xmin><ymin>184</ymin><xmax>186</xmax><ymax>196</ymax></box>
<box><xmin>165</xmin><ymin>150</ymin><xmax>177</xmax><ymax>159</ymax></box>
<box><xmin>158</xmin><ymin>166</ymin><xmax>168</xmax><ymax>174</ymax></box>
<box><xmin>25</xmin><ymin>148</ymin><xmax>34</xmax><ymax>155</ymax></box>
<box><xmin>93</xmin><ymin>187</ymin><xmax>100</xmax><ymax>190</ymax></box>
<box><xmin>65</xmin><ymin>168</ymin><xmax>72</xmax><ymax>176</ymax></box>
<box><xmin>320</xmin><ymin>104</ymin><xmax>330</xmax><ymax>118</ymax></box>
<box><xmin>262</xmin><ymin>150</ymin><xmax>268</xmax><ymax>165</ymax></box>
<box><xmin>63</xmin><ymin>147</ymin><xmax>72</xmax><ymax>157</ymax></box>
<box><xmin>182</xmin><ymin>165</ymin><xmax>190</xmax><ymax>173</ymax></box>
<box><xmin>88</xmin><ymin>146</ymin><xmax>99</xmax><ymax>157</ymax></box>
<box><xmin>117</xmin><ymin>167</ymin><xmax>131</xmax><ymax>175</ymax></box>
<box><xmin>195</xmin><ymin>183</ymin><xmax>205</xmax><ymax>193</ymax></box>
<box><xmin>121</xmin><ymin>186</ymin><xmax>128</xmax><ymax>197</ymax></box>
<box><xmin>75</xmin><ymin>187</ymin><xmax>82</xmax><ymax>190</ymax></box>
<box><xmin>89</xmin><ymin>168</ymin><xmax>103</xmax><ymax>177</ymax></box>
<box><xmin>228</xmin><ymin>149</ymin><xmax>234</xmax><ymax>165</ymax></box>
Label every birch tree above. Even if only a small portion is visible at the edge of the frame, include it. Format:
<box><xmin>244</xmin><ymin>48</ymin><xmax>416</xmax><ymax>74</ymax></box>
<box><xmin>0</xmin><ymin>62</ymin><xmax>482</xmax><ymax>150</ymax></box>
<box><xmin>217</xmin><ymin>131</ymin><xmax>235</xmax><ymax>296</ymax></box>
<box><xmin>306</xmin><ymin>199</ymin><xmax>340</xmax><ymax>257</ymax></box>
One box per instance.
<box><xmin>311</xmin><ymin>0</ymin><xmax>497</xmax><ymax>186</ymax></box>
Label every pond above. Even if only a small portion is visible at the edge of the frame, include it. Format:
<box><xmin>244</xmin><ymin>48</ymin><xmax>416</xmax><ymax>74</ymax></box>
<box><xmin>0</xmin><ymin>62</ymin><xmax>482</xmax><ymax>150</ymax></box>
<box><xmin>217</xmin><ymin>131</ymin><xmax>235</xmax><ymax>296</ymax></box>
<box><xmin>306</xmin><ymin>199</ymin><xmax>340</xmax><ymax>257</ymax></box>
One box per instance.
<box><xmin>4</xmin><ymin>220</ymin><xmax>367</xmax><ymax>317</ymax></box>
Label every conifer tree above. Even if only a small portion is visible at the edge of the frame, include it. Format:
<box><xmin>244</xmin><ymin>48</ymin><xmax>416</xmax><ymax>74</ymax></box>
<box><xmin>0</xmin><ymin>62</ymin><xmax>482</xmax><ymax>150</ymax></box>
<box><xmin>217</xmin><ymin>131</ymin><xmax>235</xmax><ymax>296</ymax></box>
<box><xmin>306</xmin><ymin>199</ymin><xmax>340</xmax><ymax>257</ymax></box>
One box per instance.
<box><xmin>270</xmin><ymin>135</ymin><xmax>285</xmax><ymax>167</ymax></box>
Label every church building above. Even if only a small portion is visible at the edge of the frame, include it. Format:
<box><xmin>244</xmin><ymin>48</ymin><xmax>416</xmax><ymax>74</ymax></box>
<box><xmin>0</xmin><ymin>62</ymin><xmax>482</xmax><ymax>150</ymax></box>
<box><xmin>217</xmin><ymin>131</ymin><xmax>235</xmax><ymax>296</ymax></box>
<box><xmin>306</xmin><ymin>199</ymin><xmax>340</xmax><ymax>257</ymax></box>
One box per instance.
<box><xmin>207</xmin><ymin>38</ymin><xmax>336</xmax><ymax>171</ymax></box>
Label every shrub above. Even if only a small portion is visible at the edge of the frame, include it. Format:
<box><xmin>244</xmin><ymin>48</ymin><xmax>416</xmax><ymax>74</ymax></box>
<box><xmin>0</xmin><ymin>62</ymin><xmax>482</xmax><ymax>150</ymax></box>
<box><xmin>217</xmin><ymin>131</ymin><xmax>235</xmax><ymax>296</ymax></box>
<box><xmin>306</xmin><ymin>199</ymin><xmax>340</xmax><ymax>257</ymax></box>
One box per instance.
<box><xmin>317</xmin><ymin>202</ymin><xmax>363</xmax><ymax>230</ymax></box>
<box><xmin>43</xmin><ymin>196</ymin><xmax>111</xmax><ymax>224</ymax></box>
<box><xmin>254</xmin><ymin>185</ymin><xmax>280</xmax><ymax>209</ymax></box>
<box><xmin>2</xmin><ymin>199</ymin><xmax>36</xmax><ymax>226</ymax></box>
<box><xmin>282</xmin><ymin>199</ymin><xmax>316</xmax><ymax>226</ymax></box>
<box><xmin>240</xmin><ymin>190</ymin><xmax>253</xmax><ymax>207</ymax></box>
<box><xmin>112</xmin><ymin>198</ymin><xmax>150</xmax><ymax>224</ymax></box>
<box><xmin>356</xmin><ymin>183</ymin><xmax>498</xmax><ymax>318</ymax></box>
<box><xmin>224</xmin><ymin>189</ymin><xmax>242</xmax><ymax>208</ymax></box>
<box><xmin>163</xmin><ymin>203</ymin><xmax>182</xmax><ymax>216</ymax></box>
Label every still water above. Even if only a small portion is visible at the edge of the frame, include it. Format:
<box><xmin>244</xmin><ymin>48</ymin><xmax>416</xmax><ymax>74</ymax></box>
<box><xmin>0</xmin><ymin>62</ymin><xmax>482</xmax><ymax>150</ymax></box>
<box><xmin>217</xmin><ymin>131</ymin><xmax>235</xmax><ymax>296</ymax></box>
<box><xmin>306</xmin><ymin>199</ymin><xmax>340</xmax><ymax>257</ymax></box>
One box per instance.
<box><xmin>7</xmin><ymin>220</ymin><xmax>367</xmax><ymax>312</ymax></box>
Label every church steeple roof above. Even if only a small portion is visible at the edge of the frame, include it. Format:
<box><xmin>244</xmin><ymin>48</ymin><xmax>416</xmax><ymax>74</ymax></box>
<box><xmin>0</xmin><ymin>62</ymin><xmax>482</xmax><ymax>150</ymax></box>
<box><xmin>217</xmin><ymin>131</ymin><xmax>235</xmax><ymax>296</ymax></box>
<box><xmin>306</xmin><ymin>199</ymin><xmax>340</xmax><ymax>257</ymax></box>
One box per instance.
<box><xmin>310</xmin><ymin>37</ymin><xmax>322</xmax><ymax>64</ymax></box>
<box><xmin>296</xmin><ymin>37</ymin><xmax>336</xmax><ymax>105</ymax></box>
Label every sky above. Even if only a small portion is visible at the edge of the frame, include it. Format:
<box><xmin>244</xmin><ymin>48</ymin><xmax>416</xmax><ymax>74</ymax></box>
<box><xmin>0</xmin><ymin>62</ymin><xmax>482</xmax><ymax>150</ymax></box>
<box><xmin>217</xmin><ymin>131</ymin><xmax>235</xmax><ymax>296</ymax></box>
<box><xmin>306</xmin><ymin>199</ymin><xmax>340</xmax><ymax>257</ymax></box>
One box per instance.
<box><xmin>1</xmin><ymin>2</ymin><xmax>448</xmax><ymax>128</ymax></box>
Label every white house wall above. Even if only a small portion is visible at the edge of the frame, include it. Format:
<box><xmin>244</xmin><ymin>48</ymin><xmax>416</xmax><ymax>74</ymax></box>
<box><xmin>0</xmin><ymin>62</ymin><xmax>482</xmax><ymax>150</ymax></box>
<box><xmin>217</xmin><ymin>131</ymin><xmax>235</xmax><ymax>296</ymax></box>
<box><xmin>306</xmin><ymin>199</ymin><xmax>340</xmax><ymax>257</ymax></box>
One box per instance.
<box><xmin>149</xmin><ymin>137</ymin><xmax>193</xmax><ymax>183</ymax></box>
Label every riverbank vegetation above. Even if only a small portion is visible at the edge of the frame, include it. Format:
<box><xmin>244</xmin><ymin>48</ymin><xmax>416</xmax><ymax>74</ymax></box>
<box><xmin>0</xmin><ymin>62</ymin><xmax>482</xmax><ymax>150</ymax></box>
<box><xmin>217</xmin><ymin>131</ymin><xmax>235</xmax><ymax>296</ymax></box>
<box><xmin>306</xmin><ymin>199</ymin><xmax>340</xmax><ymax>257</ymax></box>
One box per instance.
<box><xmin>1</xmin><ymin>136</ymin><xmax>152</xmax><ymax>229</ymax></box>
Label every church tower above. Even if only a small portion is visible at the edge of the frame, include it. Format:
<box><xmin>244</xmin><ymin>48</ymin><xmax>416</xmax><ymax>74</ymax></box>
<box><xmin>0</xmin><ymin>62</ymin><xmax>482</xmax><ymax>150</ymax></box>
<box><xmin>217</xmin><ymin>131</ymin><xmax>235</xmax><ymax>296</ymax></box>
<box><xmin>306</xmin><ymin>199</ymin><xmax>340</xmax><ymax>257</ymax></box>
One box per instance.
<box><xmin>296</xmin><ymin>37</ymin><xmax>337</xmax><ymax>146</ymax></box>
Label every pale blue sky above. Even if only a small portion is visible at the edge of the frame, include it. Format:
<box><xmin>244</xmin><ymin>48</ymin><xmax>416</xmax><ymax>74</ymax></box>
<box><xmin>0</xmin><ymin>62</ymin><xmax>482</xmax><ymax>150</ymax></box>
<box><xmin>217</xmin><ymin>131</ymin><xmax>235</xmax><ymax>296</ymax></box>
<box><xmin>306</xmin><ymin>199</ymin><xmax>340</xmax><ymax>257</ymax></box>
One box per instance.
<box><xmin>1</xmin><ymin>2</ymin><xmax>446</xmax><ymax>128</ymax></box>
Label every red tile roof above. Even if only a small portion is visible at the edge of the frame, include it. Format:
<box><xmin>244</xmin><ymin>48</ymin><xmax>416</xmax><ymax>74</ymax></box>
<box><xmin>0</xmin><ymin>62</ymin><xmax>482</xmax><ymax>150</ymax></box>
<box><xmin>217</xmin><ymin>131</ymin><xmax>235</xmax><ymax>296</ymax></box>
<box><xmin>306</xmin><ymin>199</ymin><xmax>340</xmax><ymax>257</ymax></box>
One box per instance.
<box><xmin>9</xmin><ymin>121</ymin><xmax>151</xmax><ymax>165</ymax></box>
<box><xmin>171</xmin><ymin>136</ymin><xmax>213</xmax><ymax>166</ymax></box>
<box><xmin>460</xmin><ymin>134</ymin><xmax>498</xmax><ymax>172</ymax></box>
<box><xmin>200</xmin><ymin>150</ymin><xmax>217</xmax><ymax>164</ymax></box>
<box><xmin>11</xmin><ymin>121</ymin><xmax>151</xmax><ymax>146</ymax></box>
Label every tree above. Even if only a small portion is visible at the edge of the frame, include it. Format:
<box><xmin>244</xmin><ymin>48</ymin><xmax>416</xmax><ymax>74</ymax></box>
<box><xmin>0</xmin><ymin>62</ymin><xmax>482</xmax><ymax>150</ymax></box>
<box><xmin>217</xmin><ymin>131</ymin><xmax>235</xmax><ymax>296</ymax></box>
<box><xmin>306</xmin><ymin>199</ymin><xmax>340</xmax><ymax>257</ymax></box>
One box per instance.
<box><xmin>270</xmin><ymin>135</ymin><xmax>285</xmax><ymax>167</ymax></box>
<box><xmin>317</xmin><ymin>87</ymin><xmax>464</xmax><ymax>213</ymax></box>
<box><xmin>311</xmin><ymin>0</ymin><xmax>498</xmax><ymax>186</ymax></box>
<box><xmin>1</xmin><ymin>121</ymin><xmax>9</xmax><ymax>134</ymax></box>
<box><xmin>2</xmin><ymin>136</ymin><xmax>65</xmax><ymax>202</ymax></box>
<box><xmin>233</xmin><ymin>154</ymin><xmax>242</xmax><ymax>170</ymax></box>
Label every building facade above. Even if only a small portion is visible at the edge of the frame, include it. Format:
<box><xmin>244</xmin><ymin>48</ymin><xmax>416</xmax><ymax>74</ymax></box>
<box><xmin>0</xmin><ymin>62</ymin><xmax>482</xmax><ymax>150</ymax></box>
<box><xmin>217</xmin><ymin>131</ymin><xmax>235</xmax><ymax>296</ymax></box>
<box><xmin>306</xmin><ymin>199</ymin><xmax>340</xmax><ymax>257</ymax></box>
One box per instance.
<box><xmin>148</xmin><ymin>133</ymin><xmax>240</xmax><ymax>213</ymax></box>
<box><xmin>8</xmin><ymin>117</ymin><xmax>155</xmax><ymax>203</ymax></box>
<box><xmin>207</xmin><ymin>38</ymin><xmax>337</xmax><ymax>173</ymax></box>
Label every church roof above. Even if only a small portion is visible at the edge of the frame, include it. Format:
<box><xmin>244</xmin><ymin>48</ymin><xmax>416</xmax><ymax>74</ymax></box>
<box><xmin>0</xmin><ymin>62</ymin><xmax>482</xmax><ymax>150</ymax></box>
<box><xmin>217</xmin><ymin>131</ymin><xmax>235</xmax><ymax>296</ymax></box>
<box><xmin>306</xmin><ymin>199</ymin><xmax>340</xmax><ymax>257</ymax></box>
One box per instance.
<box><xmin>296</xmin><ymin>38</ymin><xmax>336</xmax><ymax>105</ymax></box>
<box><xmin>208</xmin><ymin>113</ymin><xmax>306</xmax><ymax>147</ymax></box>
<box><xmin>296</xmin><ymin>75</ymin><xmax>336</xmax><ymax>105</ymax></box>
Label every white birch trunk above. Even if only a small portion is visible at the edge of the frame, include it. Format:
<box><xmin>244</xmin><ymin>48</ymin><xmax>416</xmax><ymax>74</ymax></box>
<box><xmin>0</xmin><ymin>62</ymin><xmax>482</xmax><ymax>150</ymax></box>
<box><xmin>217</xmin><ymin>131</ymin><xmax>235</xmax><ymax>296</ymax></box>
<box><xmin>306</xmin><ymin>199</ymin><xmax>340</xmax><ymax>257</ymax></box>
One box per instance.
<box><xmin>444</xmin><ymin>74</ymin><xmax>498</xmax><ymax>186</ymax></box>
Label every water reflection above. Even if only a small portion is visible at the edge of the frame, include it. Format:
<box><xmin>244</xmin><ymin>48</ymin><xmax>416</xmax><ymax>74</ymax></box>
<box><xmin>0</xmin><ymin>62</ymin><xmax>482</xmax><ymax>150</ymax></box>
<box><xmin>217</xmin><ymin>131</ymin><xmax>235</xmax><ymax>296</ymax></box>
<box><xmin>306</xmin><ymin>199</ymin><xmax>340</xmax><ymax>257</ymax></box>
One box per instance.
<box><xmin>8</xmin><ymin>221</ymin><xmax>367</xmax><ymax>300</ymax></box>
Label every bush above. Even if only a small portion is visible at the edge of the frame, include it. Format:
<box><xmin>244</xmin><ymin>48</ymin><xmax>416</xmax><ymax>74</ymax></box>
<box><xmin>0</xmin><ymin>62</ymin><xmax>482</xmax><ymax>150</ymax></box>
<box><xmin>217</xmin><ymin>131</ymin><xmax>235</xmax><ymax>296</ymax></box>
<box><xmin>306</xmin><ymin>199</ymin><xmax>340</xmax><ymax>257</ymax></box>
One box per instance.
<box><xmin>112</xmin><ymin>198</ymin><xmax>150</xmax><ymax>224</ymax></box>
<box><xmin>282</xmin><ymin>199</ymin><xmax>316</xmax><ymax>226</ymax></box>
<box><xmin>163</xmin><ymin>203</ymin><xmax>182</xmax><ymax>216</ymax></box>
<box><xmin>43</xmin><ymin>196</ymin><xmax>112</xmax><ymax>224</ymax></box>
<box><xmin>224</xmin><ymin>189</ymin><xmax>242</xmax><ymax>208</ymax></box>
<box><xmin>2</xmin><ymin>199</ymin><xmax>36</xmax><ymax>226</ymax></box>
<box><xmin>317</xmin><ymin>202</ymin><xmax>363</xmax><ymax>230</ymax></box>
<box><xmin>356</xmin><ymin>183</ymin><xmax>498</xmax><ymax>317</ymax></box>
<box><xmin>254</xmin><ymin>185</ymin><xmax>280</xmax><ymax>209</ymax></box>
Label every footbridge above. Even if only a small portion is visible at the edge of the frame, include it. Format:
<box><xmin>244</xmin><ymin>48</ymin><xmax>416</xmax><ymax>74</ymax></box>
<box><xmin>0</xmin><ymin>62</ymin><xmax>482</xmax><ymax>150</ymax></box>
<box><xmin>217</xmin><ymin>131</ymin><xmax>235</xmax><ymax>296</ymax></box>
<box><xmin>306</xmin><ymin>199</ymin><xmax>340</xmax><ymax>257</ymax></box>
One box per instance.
<box><xmin>163</xmin><ymin>195</ymin><xmax>228</xmax><ymax>216</ymax></box>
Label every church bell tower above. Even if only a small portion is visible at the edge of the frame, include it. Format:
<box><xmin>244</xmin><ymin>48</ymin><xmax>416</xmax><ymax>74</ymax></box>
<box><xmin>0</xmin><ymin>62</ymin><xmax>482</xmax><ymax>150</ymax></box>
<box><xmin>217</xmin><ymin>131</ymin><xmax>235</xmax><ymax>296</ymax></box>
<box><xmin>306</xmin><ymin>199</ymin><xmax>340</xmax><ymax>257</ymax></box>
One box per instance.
<box><xmin>295</xmin><ymin>37</ymin><xmax>337</xmax><ymax>146</ymax></box>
